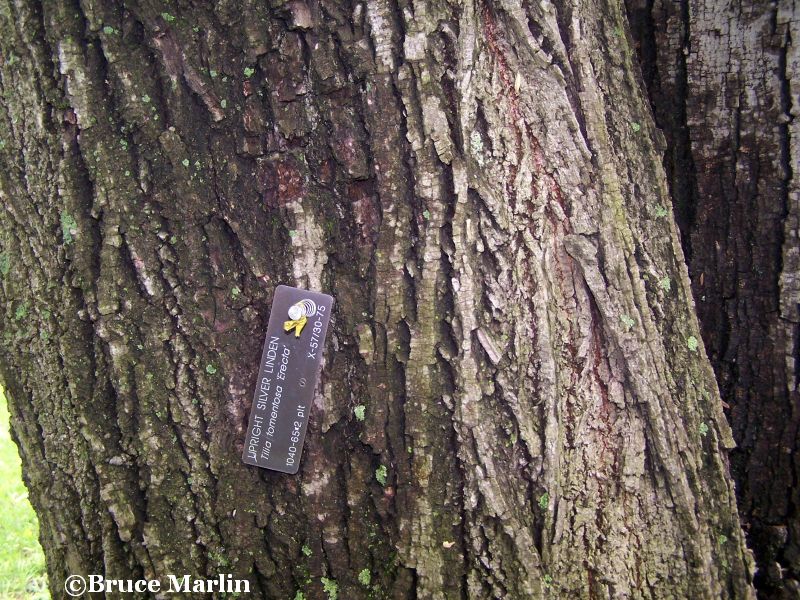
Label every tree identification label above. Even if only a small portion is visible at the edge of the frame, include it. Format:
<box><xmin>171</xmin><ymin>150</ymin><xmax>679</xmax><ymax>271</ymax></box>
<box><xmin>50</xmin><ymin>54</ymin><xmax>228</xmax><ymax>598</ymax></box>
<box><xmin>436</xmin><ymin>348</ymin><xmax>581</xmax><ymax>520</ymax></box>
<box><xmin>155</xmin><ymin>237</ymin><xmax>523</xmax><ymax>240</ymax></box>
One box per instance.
<box><xmin>242</xmin><ymin>285</ymin><xmax>334</xmax><ymax>473</ymax></box>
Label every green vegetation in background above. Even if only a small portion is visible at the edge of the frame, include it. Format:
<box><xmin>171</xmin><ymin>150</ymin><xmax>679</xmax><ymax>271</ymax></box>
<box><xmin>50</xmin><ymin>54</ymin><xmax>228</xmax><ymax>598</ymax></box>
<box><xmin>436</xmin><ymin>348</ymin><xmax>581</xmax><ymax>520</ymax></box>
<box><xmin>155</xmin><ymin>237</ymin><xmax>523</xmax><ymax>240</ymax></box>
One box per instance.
<box><xmin>0</xmin><ymin>391</ymin><xmax>49</xmax><ymax>599</ymax></box>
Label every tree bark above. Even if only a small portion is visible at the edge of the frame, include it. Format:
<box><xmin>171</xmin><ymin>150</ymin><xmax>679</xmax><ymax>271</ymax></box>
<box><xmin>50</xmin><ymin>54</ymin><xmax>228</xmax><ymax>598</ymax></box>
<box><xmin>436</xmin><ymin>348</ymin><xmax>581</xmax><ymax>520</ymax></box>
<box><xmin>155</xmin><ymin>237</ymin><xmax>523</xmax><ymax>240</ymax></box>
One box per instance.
<box><xmin>0</xmin><ymin>0</ymin><xmax>754</xmax><ymax>598</ymax></box>
<box><xmin>624</xmin><ymin>0</ymin><xmax>800</xmax><ymax>594</ymax></box>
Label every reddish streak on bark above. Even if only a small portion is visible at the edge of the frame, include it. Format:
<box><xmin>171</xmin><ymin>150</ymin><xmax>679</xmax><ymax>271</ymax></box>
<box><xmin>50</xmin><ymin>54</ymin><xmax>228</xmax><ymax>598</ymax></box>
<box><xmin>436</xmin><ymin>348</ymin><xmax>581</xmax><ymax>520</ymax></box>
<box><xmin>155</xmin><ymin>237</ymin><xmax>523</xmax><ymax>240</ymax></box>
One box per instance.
<box><xmin>348</xmin><ymin>180</ymin><xmax>380</xmax><ymax>244</ymax></box>
<box><xmin>481</xmin><ymin>3</ymin><xmax>522</xmax><ymax>208</ymax></box>
<box><xmin>587</xmin><ymin>564</ymin><xmax>599</xmax><ymax>599</ymax></box>
<box><xmin>318</xmin><ymin>158</ymin><xmax>335</xmax><ymax>185</ymax></box>
<box><xmin>331</xmin><ymin>131</ymin><xmax>365</xmax><ymax>178</ymax></box>
<box><xmin>259</xmin><ymin>157</ymin><xmax>306</xmax><ymax>207</ymax></box>
<box><xmin>591</xmin><ymin>310</ymin><xmax>613</xmax><ymax>465</ymax></box>
<box><xmin>482</xmin><ymin>6</ymin><xmax>572</xmax><ymax>232</ymax></box>
<box><xmin>526</xmin><ymin>125</ymin><xmax>572</xmax><ymax>232</ymax></box>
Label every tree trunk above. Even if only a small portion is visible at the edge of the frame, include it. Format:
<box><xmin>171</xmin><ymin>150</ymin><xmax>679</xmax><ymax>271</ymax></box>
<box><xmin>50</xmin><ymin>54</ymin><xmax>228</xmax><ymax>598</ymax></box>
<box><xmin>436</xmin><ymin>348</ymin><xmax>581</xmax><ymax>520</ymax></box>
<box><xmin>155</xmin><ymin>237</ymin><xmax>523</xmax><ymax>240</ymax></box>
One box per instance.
<box><xmin>624</xmin><ymin>0</ymin><xmax>800</xmax><ymax>594</ymax></box>
<box><xmin>0</xmin><ymin>0</ymin><xmax>755</xmax><ymax>598</ymax></box>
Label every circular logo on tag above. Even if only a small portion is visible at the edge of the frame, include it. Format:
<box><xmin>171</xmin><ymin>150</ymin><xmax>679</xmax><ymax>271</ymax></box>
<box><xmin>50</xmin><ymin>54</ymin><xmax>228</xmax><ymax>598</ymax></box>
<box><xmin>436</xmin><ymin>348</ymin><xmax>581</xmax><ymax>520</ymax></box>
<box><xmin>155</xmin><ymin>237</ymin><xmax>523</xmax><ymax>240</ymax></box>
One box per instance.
<box><xmin>288</xmin><ymin>299</ymin><xmax>317</xmax><ymax>320</ymax></box>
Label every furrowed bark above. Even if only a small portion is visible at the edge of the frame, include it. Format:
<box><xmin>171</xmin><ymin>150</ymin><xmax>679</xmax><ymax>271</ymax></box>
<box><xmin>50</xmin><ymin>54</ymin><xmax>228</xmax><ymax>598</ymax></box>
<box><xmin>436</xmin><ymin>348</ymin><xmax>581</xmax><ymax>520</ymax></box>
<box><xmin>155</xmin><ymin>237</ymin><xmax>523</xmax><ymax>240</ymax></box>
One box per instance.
<box><xmin>625</xmin><ymin>0</ymin><xmax>800</xmax><ymax>594</ymax></box>
<box><xmin>0</xmin><ymin>0</ymin><xmax>754</xmax><ymax>598</ymax></box>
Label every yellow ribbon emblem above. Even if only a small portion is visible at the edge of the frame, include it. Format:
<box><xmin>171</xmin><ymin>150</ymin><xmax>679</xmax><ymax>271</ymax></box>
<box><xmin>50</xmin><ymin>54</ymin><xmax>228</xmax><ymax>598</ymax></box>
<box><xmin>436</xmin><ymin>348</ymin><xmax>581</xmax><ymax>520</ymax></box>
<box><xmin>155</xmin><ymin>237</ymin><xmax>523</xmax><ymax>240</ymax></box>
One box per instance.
<box><xmin>283</xmin><ymin>316</ymin><xmax>308</xmax><ymax>338</ymax></box>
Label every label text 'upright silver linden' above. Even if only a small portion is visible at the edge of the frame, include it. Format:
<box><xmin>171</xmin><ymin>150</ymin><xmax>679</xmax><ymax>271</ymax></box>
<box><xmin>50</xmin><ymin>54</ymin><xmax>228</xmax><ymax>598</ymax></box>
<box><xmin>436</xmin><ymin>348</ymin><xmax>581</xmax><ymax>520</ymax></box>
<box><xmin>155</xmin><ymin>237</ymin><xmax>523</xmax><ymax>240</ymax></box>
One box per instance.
<box><xmin>242</xmin><ymin>285</ymin><xmax>334</xmax><ymax>473</ymax></box>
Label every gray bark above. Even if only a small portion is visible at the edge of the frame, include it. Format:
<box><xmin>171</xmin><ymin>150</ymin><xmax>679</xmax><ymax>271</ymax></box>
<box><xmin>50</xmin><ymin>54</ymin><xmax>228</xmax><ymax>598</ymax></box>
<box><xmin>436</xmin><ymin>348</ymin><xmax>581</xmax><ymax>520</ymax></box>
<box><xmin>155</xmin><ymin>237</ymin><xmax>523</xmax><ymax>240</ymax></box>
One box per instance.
<box><xmin>625</xmin><ymin>0</ymin><xmax>800</xmax><ymax>594</ymax></box>
<box><xmin>0</xmin><ymin>0</ymin><xmax>754</xmax><ymax>598</ymax></box>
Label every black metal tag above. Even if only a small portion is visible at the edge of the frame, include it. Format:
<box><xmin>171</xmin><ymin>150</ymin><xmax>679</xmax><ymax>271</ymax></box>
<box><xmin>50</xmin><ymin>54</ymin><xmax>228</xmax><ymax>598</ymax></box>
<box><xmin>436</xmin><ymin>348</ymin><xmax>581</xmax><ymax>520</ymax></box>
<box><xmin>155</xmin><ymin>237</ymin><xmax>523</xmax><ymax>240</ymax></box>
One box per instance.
<box><xmin>242</xmin><ymin>285</ymin><xmax>334</xmax><ymax>473</ymax></box>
